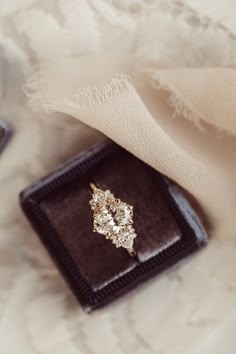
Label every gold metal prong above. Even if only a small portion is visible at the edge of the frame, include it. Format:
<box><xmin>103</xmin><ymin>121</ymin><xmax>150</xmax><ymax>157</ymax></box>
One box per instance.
<box><xmin>90</xmin><ymin>182</ymin><xmax>97</xmax><ymax>191</ymax></box>
<box><xmin>127</xmin><ymin>248</ymin><xmax>136</xmax><ymax>257</ymax></box>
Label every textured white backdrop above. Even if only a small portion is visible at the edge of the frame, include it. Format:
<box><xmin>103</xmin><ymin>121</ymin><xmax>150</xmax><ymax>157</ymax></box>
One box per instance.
<box><xmin>0</xmin><ymin>1</ymin><xmax>235</xmax><ymax>354</ymax></box>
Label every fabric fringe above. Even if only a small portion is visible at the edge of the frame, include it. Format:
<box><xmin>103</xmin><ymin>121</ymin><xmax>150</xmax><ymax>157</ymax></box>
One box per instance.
<box><xmin>25</xmin><ymin>65</ymin><xmax>214</xmax><ymax>134</ymax></box>
<box><xmin>64</xmin><ymin>74</ymin><xmax>132</xmax><ymax>109</ymax></box>
<box><xmin>24</xmin><ymin>70</ymin><xmax>133</xmax><ymax>114</ymax></box>
<box><xmin>145</xmin><ymin>68</ymin><xmax>204</xmax><ymax>130</ymax></box>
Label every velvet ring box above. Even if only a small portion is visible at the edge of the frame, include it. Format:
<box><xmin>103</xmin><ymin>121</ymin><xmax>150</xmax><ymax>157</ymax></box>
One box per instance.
<box><xmin>20</xmin><ymin>140</ymin><xmax>208</xmax><ymax>312</ymax></box>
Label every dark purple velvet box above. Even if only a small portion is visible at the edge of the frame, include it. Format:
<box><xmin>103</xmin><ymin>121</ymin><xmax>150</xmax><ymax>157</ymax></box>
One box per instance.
<box><xmin>20</xmin><ymin>140</ymin><xmax>208</xmax><ymax>312</ymax></box>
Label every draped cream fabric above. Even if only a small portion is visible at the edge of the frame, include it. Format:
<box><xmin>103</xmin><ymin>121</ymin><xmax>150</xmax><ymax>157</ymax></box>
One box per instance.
<box><xmin>25</xmin><ymin>58</ymin><xmax>236</xmax><ymax>236</ymax></box>
<box><xmin>0</xmin><ymin>1</ymin><xmax>235</xmax><ymax>354</ymax></box>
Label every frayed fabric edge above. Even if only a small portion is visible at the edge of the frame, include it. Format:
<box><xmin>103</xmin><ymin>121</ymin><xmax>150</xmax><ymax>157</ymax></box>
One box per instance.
<box><xmin>24</xmin><ymin>65</ymin><xmax>204</xmax><ymax>128</ymax></box>
<box><xmin>144</xmin><ymin>68</ymin><xmax>205</xmax><ymax>131</ymax></box>
<box><xmin>24</xmin><ymin>69</ymin><xmax>133</xmax><ymax>114</ymax></box>
<box><xmin>64</xmin><ymin>74</ymin><xmax>132</xmax><ymax>109</ymax></box>
<box><xmin>24</xmin><ymin>65</ymin><xmax>228</xmax><ymax>136</ymax></box>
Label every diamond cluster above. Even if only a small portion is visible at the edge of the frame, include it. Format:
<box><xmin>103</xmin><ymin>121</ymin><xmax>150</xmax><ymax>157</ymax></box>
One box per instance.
<box><xmin>89</xmin><ymin>186</ymin><xmax>137</xmax><ymax>251</ymax></box>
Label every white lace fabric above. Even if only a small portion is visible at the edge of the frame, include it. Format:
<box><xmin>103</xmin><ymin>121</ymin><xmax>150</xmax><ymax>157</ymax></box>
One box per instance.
<box><xmin>0</xmin><ymin>1</ymin><xmax>235</xmax><ymax>354</ymax></box>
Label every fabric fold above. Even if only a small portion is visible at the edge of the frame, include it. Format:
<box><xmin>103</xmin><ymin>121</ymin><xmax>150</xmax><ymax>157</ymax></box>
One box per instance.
<box><xmin>24</xmin><ymin>56</ymin><xmax>236</xmax><ymax>236</ymax></box>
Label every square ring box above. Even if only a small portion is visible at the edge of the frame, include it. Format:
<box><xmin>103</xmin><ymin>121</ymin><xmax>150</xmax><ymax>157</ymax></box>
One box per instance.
<box><xmin>20</xmin><ymin>140</ymin><xmax>208</xmax><ymax>312</ymax></box>
<box><xmin>0</xmin><ymin>120</ymin><xmax>11</xmax><ymax>154</ymax></box>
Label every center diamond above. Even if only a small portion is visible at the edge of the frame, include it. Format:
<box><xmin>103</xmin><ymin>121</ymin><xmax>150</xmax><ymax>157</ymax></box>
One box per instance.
<box><xmin>94</xmin><ymin>211</ymin><xmax>115</xmax><ymax>235</ymax></box>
